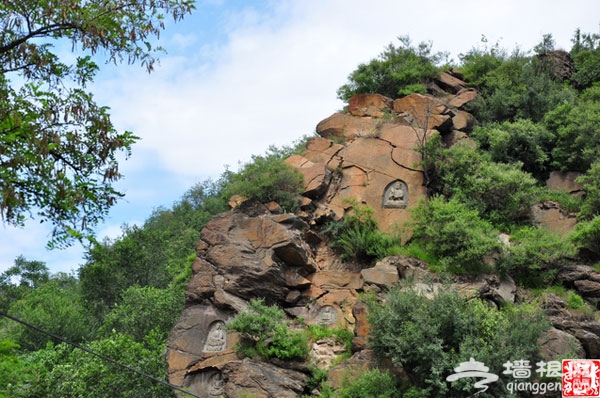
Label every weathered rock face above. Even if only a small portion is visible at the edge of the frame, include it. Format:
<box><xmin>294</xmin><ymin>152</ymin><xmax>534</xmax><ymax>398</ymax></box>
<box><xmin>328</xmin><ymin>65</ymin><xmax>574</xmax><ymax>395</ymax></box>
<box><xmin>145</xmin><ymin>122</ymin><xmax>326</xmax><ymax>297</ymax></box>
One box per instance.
<box><xmin>167</xmin><ymin>70</ymin><xmax>599</xmax><ymax>396</ymax></box>
<box><xmin>537</xmin><ymin>50</ymin><xmax>576</xmax><ymax>82</ymax></box>
<box><xmin>296</xmin><ymin>76</ymin><xmax>482</xmax><ymax>233</ymax></box>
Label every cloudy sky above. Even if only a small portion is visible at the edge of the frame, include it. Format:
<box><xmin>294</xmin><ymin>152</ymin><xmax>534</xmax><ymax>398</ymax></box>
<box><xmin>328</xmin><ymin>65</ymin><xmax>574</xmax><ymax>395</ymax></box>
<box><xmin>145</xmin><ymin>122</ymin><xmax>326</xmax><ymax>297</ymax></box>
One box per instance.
<box><xmin>1</xmin><ymin>0</ymin><xmax>598</xmax><ymax>275</ymax></box>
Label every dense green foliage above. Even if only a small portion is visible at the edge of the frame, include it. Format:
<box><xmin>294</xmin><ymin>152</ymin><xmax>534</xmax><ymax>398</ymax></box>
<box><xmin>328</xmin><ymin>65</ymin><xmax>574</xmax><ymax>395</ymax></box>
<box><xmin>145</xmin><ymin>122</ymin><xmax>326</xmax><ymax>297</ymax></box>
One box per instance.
<box><xmin>410</xmin><ymin>196</ymin><xmax>501</xmax><ymax>274</ymax></box>
<box><xmin>368</xmin><ymin>288</ymin><xmax>549</xmax><ymax>397</ymax></box>
<box><xmin>227</xmin><ymin>299</ymin><xmax>309</xmax><ymax>360</ymax></box>
<box><xmin>436</xmin><ymin>144</ymin><xmax>540</xmax><ymax>227</ymax></box>
<box><xmin>0</xmin><ymin>0</ymin><xmax>193</xmax><ymax>246</ymax></box>
<box><xmin>323</xmin><ymin>199</ymin><xmax>400</xmax><ymax>263</ymax></box>
<box><xmin>498</xmin><ymin>226</ymin><xmax>577</xmax><ymax>288</ymax></box>
<box><xmin>337</xmin><ymin>36</ymin><xmax>446</xmax><ymax>100</ymax></box>
<box><xmin>222</xmin><ymin>144</ymin><xmax>305</xmax><ymax>212</ymax></box>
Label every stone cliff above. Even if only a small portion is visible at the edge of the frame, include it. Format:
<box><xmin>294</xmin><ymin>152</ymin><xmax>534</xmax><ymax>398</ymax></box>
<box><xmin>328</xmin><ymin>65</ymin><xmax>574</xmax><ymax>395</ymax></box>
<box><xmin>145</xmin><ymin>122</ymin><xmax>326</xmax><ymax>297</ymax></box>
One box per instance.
<box><xmin>166</xmin><ymin>70</ymin><xmax>594</xmax><ymax>397</ymax></box>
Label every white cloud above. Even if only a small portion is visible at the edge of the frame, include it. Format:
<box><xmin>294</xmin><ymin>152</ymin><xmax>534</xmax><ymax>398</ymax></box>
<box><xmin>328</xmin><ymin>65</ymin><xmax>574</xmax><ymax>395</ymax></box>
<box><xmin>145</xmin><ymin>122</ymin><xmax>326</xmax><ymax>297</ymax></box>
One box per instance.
<box><xmin>94</xmin><ymin>0</ymin><xmax>599</xmax><ymax>180</ymax></box>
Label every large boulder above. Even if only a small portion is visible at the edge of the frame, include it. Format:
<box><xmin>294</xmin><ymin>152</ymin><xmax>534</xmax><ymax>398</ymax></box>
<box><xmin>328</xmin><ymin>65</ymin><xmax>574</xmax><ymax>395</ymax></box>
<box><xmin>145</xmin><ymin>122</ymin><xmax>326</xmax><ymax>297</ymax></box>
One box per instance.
<box><xmin>348</xmin><ymin>93</ymin><xmax>393</xmax><ymax>117</ymax></box>
<box><xmin>316</xmin><ymin>113</ymin><xmax>381</xmax><ymax>142</ymax></box>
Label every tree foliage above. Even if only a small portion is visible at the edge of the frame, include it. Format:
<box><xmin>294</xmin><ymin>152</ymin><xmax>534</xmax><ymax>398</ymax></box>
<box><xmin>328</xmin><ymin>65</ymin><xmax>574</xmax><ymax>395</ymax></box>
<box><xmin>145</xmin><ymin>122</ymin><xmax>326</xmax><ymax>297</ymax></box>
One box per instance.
<box><xmin>368</xmin><ymin>287</ymin><xmax>549</xmax><ymax>397</ymax></box>
<box><xmin>0</xmin><ymin>0</ymin><xmax>193</xmax><ymax>246</ymax></box>
<box><xmin>337</xmin><ymin>36</ymin><xmax>445</xmax><ymax>100</ymax></box>
<box><xmin>436</xmin><ymin>144</ymin><xmax>539</xmax><ymax>226</ymax></box>
<box><xmin>410</xmin><ymin>196</ymin><xmax>501</xmax><ymax>274</ymax></box>
<box><xmin>222</xmin><ymin>144</ymin><xmax>305</xmax><ymax>212</ymax></box>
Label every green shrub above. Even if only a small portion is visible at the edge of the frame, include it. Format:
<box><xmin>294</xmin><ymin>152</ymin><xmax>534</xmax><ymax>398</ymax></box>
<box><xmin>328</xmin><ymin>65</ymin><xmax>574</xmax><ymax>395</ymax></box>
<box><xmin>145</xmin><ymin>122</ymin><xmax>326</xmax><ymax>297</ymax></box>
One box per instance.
<box><xmin>498</xmin><ymin>226</ymin><xmax>577</xmax><ymax>288</ymax></box>
<box><xmin>576</xmin><ymin>159</ymin><xmax>600</xmax><ymax>219</ymax></box>
<box><xmin>334</xmin><ymin>369</ymin><xmax>400</xmax><ymax>398</ymax></box>
<box><xmin>410</xmin><ymin>196</ymin><xmax>501</xmax><ymax>274</ymax></box>
<box><xmin>471</xmin><ymin>119</ymin><xmax>554</xmax><ymax>179</ymax></box>
<box><xmin>437</xmin><ymin>144</ymin><xmax>540</xmax><ymax>226</ymax></box>
<box><xmin>537</xmin><ymin>190</ymin><xmax>583</xmax><ymax>213</ymax></box>
<box><xmin>368</xmin><ymin>287</ymin><xmax>549</xmax><ymax>397</ymax></box>
<box><xmin>567</xmin><ymin>291</ymin><xmax>585</xmax><ymax>310</ymax></box>
<box><xmin>227</xmin><ymin>299</ymin><xmax>309</xmax><ymax>361</ymax></box>
<box><xmin>570</xmin><ymin>216</ymin><xmax>600</xmax><ymax>259</ymax></box>
<box><xmin>460</xmin><ymin>39</ymin><xmax>576</xmax><ymax>123</ymax></box>
<box><xmin>307</xmin><ymin>325</ymin><xmax>354</xmax><ymax>352</ymax></box>
<box><xmin>337</xmin><ymin>36</ymin><xmax>444</xmax><ymax>100</ymax></box>
<box><xmin>324</xmin><ymin>200</ymin><xmax>400</xmax><ymax>263</ymax></box>
<box><xmin>545</xmin><ymin>93</ymin><xmax>600</xmax><ymax>172</ymax></box>
<box><xmin>223</xmin><ymin>149</ymin><xmax>304</xmax><ymax>212</ymax></box>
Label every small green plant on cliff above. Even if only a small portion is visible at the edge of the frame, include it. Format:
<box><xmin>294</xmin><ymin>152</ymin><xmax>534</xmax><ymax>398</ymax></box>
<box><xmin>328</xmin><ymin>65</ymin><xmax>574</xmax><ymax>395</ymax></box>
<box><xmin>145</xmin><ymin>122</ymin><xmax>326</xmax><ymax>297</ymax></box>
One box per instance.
<box><xmin>323</xmin><ymin>199</ymin><xmax>400</xmax><ymax>263</ymax></box>
<box><xmin>227</xmin><ymin>299</ymin><xmax>309</xmax><ymax>360</ymax></box>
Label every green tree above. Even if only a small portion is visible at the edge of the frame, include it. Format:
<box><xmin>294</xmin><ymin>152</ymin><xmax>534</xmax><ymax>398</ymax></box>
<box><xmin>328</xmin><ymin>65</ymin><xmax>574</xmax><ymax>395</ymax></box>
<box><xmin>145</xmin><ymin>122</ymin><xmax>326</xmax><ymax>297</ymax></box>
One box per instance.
<box><xmin>0</xmin><ymin>256</ymin><xmax>49</xmax><ymax>312</ymax></box>
<box><xmin>577</xmin><ymin>159</ymin><xmax>600</xmax><ymax>220</ymax></box>
<box><xmin>471</xmin><ymin>119</ymin><xmax>554</xmax><ymax>180</ymax></box>
<box><xmin>222</xmin><ymin>145</ymin><xmax>304</xmax><ymax>212</ymax></box>
<box><xmin>546</xmin><ymin>88</ymin><xmax>600</xmax><ymax>172</ymax></box>
<box><xmin>99</xmin><ymin>285</ymin><xmax>183</xmax><ymax>342</ymax></box>
<box><xmin>18</xmin><ymin>332</ymin><xmax>171</xmax><ymax>398</ymax></box>
<box><xmin>368</xmin><ymin>287</ymin><xmax>549</xmax><ymax>397</ymax></box>
<box><xmin>0</xmin><ymin>0</ymin><xmax>193</xmax><ymax>246</ymax></box>
<box><xmin>410</xmin><ymin>196</ymin><xmax>501</xmax><ymax>274</ymax></box>
<box><xmin>1</xmin><ymin>274</ymin><xmax>93</xmax><ymax>351</ymax></box>
<box><xmin>436</xmin><ymin>144</ymin><xmax>540</xmax><ymax>226</ymax></box>
<box><xmin>337</xmin><ymin>36</ymin><xmax>444</xmax><ymax>100</ymax></box>
<box><xmin>570</xmin><ymin>28</ymin><xmax>600</xmax><ymax>89</ymax></box>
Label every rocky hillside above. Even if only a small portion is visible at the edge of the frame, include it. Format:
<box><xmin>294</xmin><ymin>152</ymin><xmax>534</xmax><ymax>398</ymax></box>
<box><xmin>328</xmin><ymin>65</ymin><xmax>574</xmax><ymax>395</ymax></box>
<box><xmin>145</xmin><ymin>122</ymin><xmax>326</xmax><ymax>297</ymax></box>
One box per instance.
<box><xmin>165</xmin><ymin>61</ymin><xmax>600</xmax><ymax>397</ymax></box>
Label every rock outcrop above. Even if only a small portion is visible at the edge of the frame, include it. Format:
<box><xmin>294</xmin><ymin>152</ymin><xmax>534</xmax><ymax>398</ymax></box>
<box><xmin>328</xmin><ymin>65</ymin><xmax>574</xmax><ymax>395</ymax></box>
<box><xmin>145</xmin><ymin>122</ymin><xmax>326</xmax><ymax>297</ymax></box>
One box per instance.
<box><xmin>167</xmin><ymin>70</ymin><xmax>597</xmax><ymax>396</ymax></box>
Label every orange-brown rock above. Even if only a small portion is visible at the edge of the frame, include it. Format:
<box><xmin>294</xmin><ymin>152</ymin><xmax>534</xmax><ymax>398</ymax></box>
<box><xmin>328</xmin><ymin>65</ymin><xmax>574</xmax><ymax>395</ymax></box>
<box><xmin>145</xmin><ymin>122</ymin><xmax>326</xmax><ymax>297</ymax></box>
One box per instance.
<box><xmin>448</xmin><ymin>88</ymin><xmax>478</xmax><ymax>109</ymax></box>
<box><xmin>284</xmin><ymin>154</ymin><xmax>331</xmax><ymax>199</ymax></box>
<box><xmin>361</xmin><ymin>259</ymin><xmax>400</xmax><ymax>288</ymax></box>
<box><xmin>348</xmin><ymin>93</ymin><xmax>393</xmax><ymax>117</ymax></box>
<box><xmin>532</xmin><ymin>200</ymin><xmax>577</xmax><ymax>237</ymax></box>
<box><xmin>546</xmin><ymin>171</ymin><xmax>583</xmax><ymax>194</ymax></box>
<box><xmin>452</xmin><ymin>109</ymin><xmax>475</xmax><ymax>132</ymax></box>
<box><xmin>393</xmin><ymin>93</ymin><xmax>452</xmax><ymax>132</ymax></box>
<box><xmin>316</xmin><ymin>113</ymin><xmax>381</xmax><ymax>141</ymax></box>
<box><xmin>434</xmin><ymin>70</ymin><xmax>467</xmax><ymax>94</ymax></box>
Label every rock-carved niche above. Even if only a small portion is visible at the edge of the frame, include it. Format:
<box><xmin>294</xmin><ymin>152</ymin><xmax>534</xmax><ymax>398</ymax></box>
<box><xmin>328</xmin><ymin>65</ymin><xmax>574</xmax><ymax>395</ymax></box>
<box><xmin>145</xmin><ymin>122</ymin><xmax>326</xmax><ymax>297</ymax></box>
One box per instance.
<box><xmin>208</xmin><ymin>372</ymin><xmax>224</xmax><ymax>397</ymax></box>
<box><xmin>184</xmin><ymin>369</ymin><xmax>224</xmax><ymax>398</ymax></box>
<box><xmin>317</xmin><ymin>305</ymin><xmax>338</xmax><ymax>325</ymax></box>
<box><xmin>203</xmin><ymin>321</ymin><xmax>226</xmax><ymax>353</ymax></box>
<box><xmin>382</xmin><ymin>180</ymin><xmax>408</xmax><ymax>209</ymax></box>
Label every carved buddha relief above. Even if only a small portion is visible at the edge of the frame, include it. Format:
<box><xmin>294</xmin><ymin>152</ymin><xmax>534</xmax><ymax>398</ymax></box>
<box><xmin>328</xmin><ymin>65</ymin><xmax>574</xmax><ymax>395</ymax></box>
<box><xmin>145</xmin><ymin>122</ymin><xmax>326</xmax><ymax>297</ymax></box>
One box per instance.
<box><xmin>203</xmin><ymin>321</ymin><xmax>226</xmax><ymax>353</ymax></box>
<box><xmin>208</xmin><ymin>372</ymin><xmax>224</xmax><ymax>397</ymax></box>
<box><xmin>317</xmin><ymin>305</ymin><xmax>338</xmax><ymax>325</ymax></box>
<box><xmin>383</xmin><ymin>180</ymin><xmax>408</xmax><ymax>209</ymax></box>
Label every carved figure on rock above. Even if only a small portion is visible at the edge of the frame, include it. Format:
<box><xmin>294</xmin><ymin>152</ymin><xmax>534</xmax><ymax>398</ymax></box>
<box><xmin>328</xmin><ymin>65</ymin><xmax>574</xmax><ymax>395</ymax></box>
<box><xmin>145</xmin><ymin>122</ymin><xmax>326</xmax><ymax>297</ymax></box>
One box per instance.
<box><xmin>203</xmin><ymin>321</ymin><xmax>226</xmax><ymax>353</ymax></box>
<box><xmin>208</xmin><ymin>372</ymin><xmax>224</xmax><ymax>397</ymax></box>
<box><xmin>383</xmin><ymin>180</ymin><xmax>408</xmax><ymax>209</ymax></box>
<box><xmin>318</xmin><ymin>305</ymin><xmax>338</xmax><ymax>325</ymax></box>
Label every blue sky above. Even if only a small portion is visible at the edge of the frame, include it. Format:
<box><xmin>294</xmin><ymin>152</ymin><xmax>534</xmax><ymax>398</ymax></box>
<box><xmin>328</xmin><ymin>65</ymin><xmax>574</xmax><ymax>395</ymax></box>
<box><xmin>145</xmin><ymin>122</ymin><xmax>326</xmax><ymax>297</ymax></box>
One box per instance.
<box><xmin>1</xmin><ymin>0</ymin><xmax>599</xmax><ymax>275</ymax></box>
